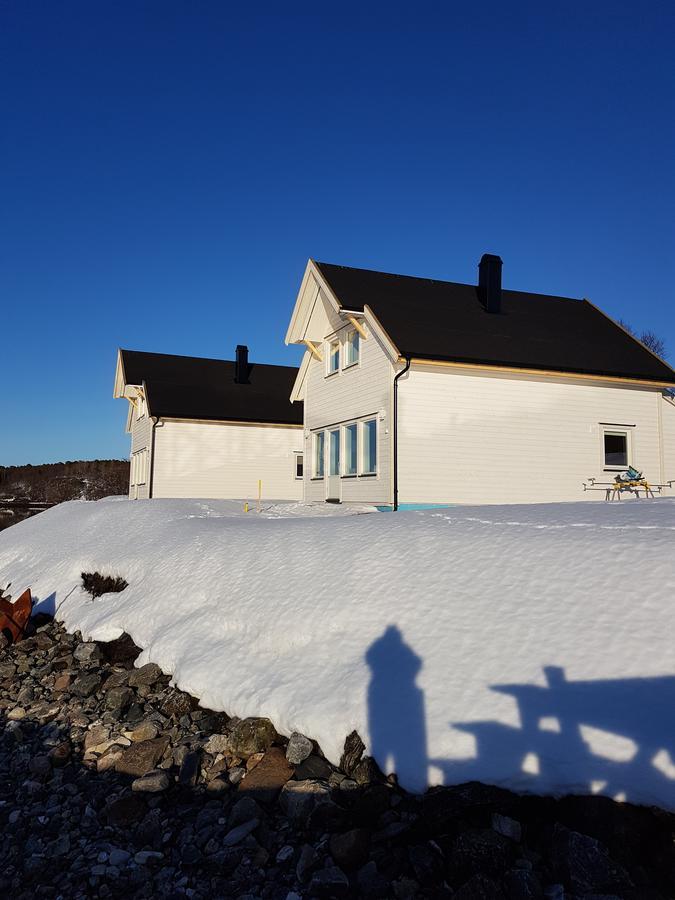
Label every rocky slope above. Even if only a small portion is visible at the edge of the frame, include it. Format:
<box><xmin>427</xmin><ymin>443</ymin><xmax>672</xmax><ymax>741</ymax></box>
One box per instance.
<box><xmin>1</xmin><ymin>619</ymin><xmax>674</xmax><ymax>899</ymax></box>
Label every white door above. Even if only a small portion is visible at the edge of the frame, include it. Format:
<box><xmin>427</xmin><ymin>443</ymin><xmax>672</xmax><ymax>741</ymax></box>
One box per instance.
<box><xmin>326</xmin><ymin>428</ymin><xmax>341</xmax><ymax>501</ymax></box>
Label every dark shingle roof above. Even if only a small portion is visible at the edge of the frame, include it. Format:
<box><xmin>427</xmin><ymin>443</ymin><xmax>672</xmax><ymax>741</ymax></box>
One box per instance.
<box><xmin>120</xmin><ymin>350</ymin><xmax>303</xmax><ymax>425</ymax></box>
<box><xmin>315</xmin><ymin>262</ymin><xmax>675</xmax><ymax>383</ymax></box>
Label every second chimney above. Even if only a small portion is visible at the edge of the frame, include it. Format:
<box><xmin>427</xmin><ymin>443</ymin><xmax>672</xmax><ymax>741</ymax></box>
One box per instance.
<box><xmin>234</xmin><ymin>344</ymin><xmax>249</xmax><ymax>384</ymax></box>
<box><xmin>478</xmin><ymin>253</ymin><xmax>503</xmax><ymax>313</ymax></box>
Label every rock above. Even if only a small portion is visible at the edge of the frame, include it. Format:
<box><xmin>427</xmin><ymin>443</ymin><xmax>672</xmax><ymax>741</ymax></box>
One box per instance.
<box><xmin>276</xmin><ymin>844</ymin><xmax>295</xmax><ymax>863</ymax></box>
<box><xmin>178</xmin><ymin>749</ymin><xmax>201</xmax><ymax>787</ymax></box>
<box><xmin>134</xmin><ymin>850</ymin><xmax>164</xmax><ymax>865</ymax></box>
<box><xmin>105</xmin><ymin>685</ymin><xmax>134</xmax><ymax>712</ymax></box>
<box><xmin>49</xmin><ymin>740</ymin><xmax>72</xmax><ymax>767</ymax></box>
<box><xmin>161</xmin><ymin>690</ymin><xmax>195</xmax><ymax>719</ymax></box>
<box><xmin>204</xmin><ymin>733</ymin><xmax>230</xmax><ymax>754</ymax></box>
<box><xmin>104</xmin><ymin>795</ymin><xmax>147</xmax><ymax>826</ymax></box>
<box><xmin>408</xmin><ymin>843</ymin><xmax>444</xmax><ymax>885</ymax></box>
<box><xmin>29</xmin><ymin>754</ymin><xmax>52</xmax><ymax>779</ymax></box>
<box><xmin>392</xmin><ymin>877</ymin><xmax>420</xmax><ymax>899</ymax></box>
<box><xmin>296</xmin><ymin>843</ymin><xmax>320</xmax><ymax>883</ymax></box>
<box><xmin>226</xmin><ymin>716</ymin><xmax>278</xmax><ymax>758</ymax></box>
<box><xmin>127</xmin><ymin>720</ymin><xmax>159</xmax><ymax>742</ymax></box>
<box><xmin>294</xmin><ymin>753</ymin><xmax>333</xmax><ymax>781</ymax></box>
<box><xmin>109</xmin><ymin>848</ymin><xmax>131</xmax><ymax>867</ymax></box>
<box><xmin>454</xmin><ymin>874</ymin><xmax>506</xmax><ymax>899</ymax></box>
<box><xmin>238</xmin><ymin>747</ymin><xmax>294</xmax><ymax>803</ymax></box>
<box><xmin>357</xmin><ymin>860</ymin><xmax>390</xmax><ymax>897</ymax></box>
<box><xmin>229</xmin><ymin>796</ymin><xmax>263</xmax><ymax>827</ymax></box>
<box><xmin>84</xmin><ymin>724</ymin><xmax>111</xmax><ymax>749</ymax></box>
<box><xmin>492</xmin><ymin>812</ymin><xmax>522</xmax><ymax>842</ymax></box>
<box><xmin>115</xmin><ymin>737</ymin><xmax>169</xmax><ymax>777</ymax></box>
<box><xmin>308</xmin><ymin>865</ymin><xmax>350</xmax><ymax>897</ymax></box>
<box><xmin>550</xmin><ymin>825</ymin><xmax>632</xmax><ymax>895</ymax></box>
<box><xmin>71</xmin><ymin>673</ymin><xmax>101</xmax><ymax>697</ymax></box>
<box><xmin>449</xmin><ymin>829</ymin><xmax>515</xmax><ymax>882</ymax></box>
<box><xmin>329</xmin><ymin>828</ymin><xmax>371</xmax><ymax>870</ymax></box>
<box><xmin>279</xmin><ymin>779</ymin><xmax>332</xmax><ymax>821</ymax></box>
<box><xmin>222</xmin><ymin>818</ymin><xmax>259</xmax><ymax>846</ymax></box>
<box><xmin>74</xmin><ymin>642</ymin><xmax>103</xmax><ymax>662</ymax></box>
<box><xmin>53</xmin><ymin>672</ymin><xmax>72</xmax><ymax>692</ymax></box>
<box><xmin>7</xmin><ymin>707</ymin><xmax>27</xmax><ymax>721</ymax></box>
<box><xmin>97</xmin><ymin>749</ymin><xmax>125</xmax><ymax>772</ymax></box>
<box><xmin>132</xmin><ymin>770</ymin><xmax>170</xmax><ymax>793</ymax></box>
<box><xmin>286</xmin><ymin>731</ymin><xmax>313</xmax><ymax>764</ymax></box>
<box><xmin>503</xmin><ymin>868</ymin><xmax>543</xmax><ymax>900</ymax></box>
<box><xmin>128</xmin><ymin>662</ymin><xmax>162</xmax><ymax>687</ymax></box>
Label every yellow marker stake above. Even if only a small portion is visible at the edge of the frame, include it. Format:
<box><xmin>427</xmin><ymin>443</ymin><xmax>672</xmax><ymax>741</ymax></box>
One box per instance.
<box><xmin>244</xmin><ymin>502</ymin><xmax>249</xmax><ymax>513</ymax></box>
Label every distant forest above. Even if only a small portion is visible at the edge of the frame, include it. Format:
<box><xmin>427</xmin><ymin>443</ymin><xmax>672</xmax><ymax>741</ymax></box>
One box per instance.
<box><xmin>0</xmin><ymin>460</ymin><xmax>130</xmax><ymax>503</ymax></box>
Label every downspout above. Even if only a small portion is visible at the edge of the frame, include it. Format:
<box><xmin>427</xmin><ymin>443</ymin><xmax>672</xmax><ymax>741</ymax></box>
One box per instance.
<box><xmin>148</xmin><ymin>417</ymin><xmax>158</xmax><ymax>499</ymax></box>
<box><xmin>393</xmin><ymin>356</ymin><xmax>411</xmax><ymax>511</ymax></box>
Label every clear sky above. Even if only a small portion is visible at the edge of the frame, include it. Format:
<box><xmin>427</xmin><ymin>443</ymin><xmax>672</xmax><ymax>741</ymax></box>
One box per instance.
<box><xmin>2</xmin><ymin>1</ymin><xmax>674</xmax><ymax>466</ymax></box>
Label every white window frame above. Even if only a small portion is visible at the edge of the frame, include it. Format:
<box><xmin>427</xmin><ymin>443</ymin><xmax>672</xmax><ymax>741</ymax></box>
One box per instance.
<box><xmin>326</xmin><ymin>339</ymin><xmax>340</xmax><ymax>376</ymax></box>
<box><xmin>313</xmin><ymin>432</ymin><xmax>325</xmax><ymax>478</ymax></box>
<box><xmin>328</xmin><ymin>428</ymin><xmax>340</xmax><ymax>476</ymax></box>
<box><xmin>602</xmin><ymin>427</ymin><xmax>631</xmax><ymax>471</ymax></box>
<box><xmin>361</xmin><ymin>418</ymin><xmax>378</xmax><ymax>475</ymax></box>
<box><xmin>343</xmin><ymin>328</ymin><xmax>360</xmax><ymax>369</ymax></box>
<box><xmin>131</xmin><ymin>449</ymin><xmax>148</xmax><ymax>485</ymax></box>
<box><xmin>342</xmin><ymin>423</ymin><xmax>358</xmax><ymax>476</ymax></box>
<box><xmin>294</xmin><ymin>452</ymin><xmax>304</xmax><ymax>480</ymax></box>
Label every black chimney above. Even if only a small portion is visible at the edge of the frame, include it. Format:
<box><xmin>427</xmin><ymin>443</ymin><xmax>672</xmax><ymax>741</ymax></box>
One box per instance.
<box><xmin>478</xmin><ymin>253</ymin><xmax>503</xmax><ymax>313</ymax></box>
<box><xmin>234</xmin><ymin>344</ymin><xmax>249</xmax><ymax>384</ymax></box>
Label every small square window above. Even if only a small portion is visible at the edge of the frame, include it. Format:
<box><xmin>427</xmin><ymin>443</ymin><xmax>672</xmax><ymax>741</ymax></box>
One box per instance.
<box><xmin>328</xmin><ymin>340</ymin><xmax>340</xmax><ymax>374</ymax></box>
<box><xmin>604</xmin><ymin>431</ymin><xmax>628</xmax><ymax>468</ymax></box>
<box><xmin>344</xmin><ymin>329</ymin><xmax>360</xmax><ymax>367</ymax></box>
<box><xmin>294</xmin><ymin>453</ymin><xmax>303</xmax><ymax>479</ymax></box>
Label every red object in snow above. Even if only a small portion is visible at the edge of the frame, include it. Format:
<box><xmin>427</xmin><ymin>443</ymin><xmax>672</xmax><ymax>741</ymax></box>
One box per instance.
<box><xmin>0</xmin><ymin>588</ymin><xmax>32</xmax><ymax>644</ymax></box>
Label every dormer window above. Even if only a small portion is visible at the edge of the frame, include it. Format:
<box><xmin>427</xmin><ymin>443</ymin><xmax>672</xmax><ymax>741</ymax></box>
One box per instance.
<box><xmin>344</xmin><ymin>329</ymin><xmax>360</xmax><ymax>367</ymax></box>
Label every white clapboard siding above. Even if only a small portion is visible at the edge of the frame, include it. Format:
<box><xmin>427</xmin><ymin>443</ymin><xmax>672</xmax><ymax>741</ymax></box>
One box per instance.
<box><xmin>303</xmin><ymin>315</ymin><xmax>395</xmax><ymax>505</ymax></box>
<box><xmin>398</xmin><ymin>364</ymin><xmax>666</xmax><ymax>505</ymax></box>
<box><xmin>663</xmin><ymin>395</ymin><xmax>675</xmax><ymax>483</ymax></box>
<box><xmin>151</xmin><ymin>421</ymin><xmax>303</xmax><ymax>500</ymax></box>
<box><xmin>129</xmin><ymin>411</ymin><xmax>154</xmax><ymax>499</ymax></box>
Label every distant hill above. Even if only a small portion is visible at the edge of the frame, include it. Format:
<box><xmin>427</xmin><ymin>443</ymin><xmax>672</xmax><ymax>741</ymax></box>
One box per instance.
<box><xmin>0</xmin><ymin>460</ymin><xmax>129</xmax><ymax>503</ymax></box>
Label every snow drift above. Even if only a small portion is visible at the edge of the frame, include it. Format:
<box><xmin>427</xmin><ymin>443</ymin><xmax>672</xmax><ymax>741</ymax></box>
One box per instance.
<box><xmin>1</xmin><ymin>497</ymin><xmax>674</xmax><ymax>809</ymax></box>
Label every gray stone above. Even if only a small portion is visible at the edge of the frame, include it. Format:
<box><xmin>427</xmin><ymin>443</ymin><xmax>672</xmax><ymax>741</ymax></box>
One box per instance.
<box><xmin>109</xmin><ymin>848</ymin><xmax>131</xmax><ymax>867</ymax></box>
<box><xmin>71</xmin><ymin>673</ymin><xmax>101</xmax><ymax>697</ymax></box>
<box><xmin>128</xmin><ymin>663</ymin><xmax>162</xmax><ymax>687</ymax></box>
<box><xmin>29</xmin><ymin>754</ymin><xmax>52</xmax><ymax>779</ymax></box>
<box><xmin>296</xmin><ymin>843</ymin><xmax>319</xmax><ymax>883</ymax></box>
<box><xmin>228</xmin><ymin>796</ymin><xmax>262</xmax><ymax>827</ymax></box>
<box><xmin>127</xmin><ymin>720</ymin><xmax>159</xmax><ymax>742</ymax></box>
<box><xmin>329</xmin><ymin>828</ymin><xmax>371</xmax><ymax>870</ymax></box>
<box><xmin>492</xmin><ymin>812</ymin><xmax>522</xmax><ymax>842</ymax></box>
<box><xmin>286</xmin><ymin>731</ymin><xmax>313</xmax><ymax>765</ymax></box>
<box><xmin>105</xmin><ymin>686</ymin><xmax>134</xmax><ymax>712</ymax></box>
<box><xmin>308</xmin><ymin>866</ymin><xmax>350</xmax><ymax>897</ymax></box>
<box><xmin>132</xmin><ymin>770</ymin><xmax>170</xmax><ymax>793</ymax></box>
<box><xmin>204</xmin><ymin>733</ymin><xmax>230</xmax><ymax>754</ymax></box>
<box><xmin>134</xmin><ymin>850</ymin><xmax>164</xmax><ymax>865</ymax></box>
<box><xmin>222</xmin><ymin>818</ymin><xmax>259</xmax><ymax>846</ymax></box>
<box><xmin>280</xmin><ymin>778</ymin><xmax>332</xmax><ymax>821</ymax></box>
<box><xmin>551</xmin><ymin>825</ymin><xmax>632</xmax><ymax>895</ymax></box>
<box><xmin>74</xmin><ymin>642</ymin><xmax>103</xmax><ymax>662</ymax></box>
<box><xmin>115</xmin><ymin>737</ymin><xmax>169</xmax><ymax>777</ymax></box>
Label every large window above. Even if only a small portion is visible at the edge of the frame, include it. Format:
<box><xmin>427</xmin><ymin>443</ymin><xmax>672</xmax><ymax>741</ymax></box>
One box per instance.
<box><xmin>344</xmin><ymin>423</ymin><xmax>357</xmax><ymax>475</ymax></box>
<box><xmin>328</xmin><ymin>340</ymin><xmax>340</xmax><ymax>375</ymax></box>
<box><xmin>329</xmin><ymin>429</ymin><xmax>340</xmax><ymax>476</ymax></box>
<box><xmin>604</xmin><ymin>430</ymin><xmax>628</xmax><ymax>468</ymax></box>
<box><xmin>313</xmin><ymin>432</ymin><xmax>325</xmax><ymax>477</ymax></box>
<box><xmin>362</xmin><ymin>419</ymin><xmax>377</xmax><ymax>474</ymax></box>
<box><xmin>344</xmin><ymin>329</ymin><xmax>360</xmax><ymax>367</ymax></box>
<box><xmin>131</xmin><ymin>449</ymin><xmax>148</xmax><ymax>485</ymax></box>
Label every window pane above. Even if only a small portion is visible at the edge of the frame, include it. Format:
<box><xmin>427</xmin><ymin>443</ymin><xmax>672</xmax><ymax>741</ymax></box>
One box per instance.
<box><xmin>295</xmin><ymin>454</ymin><xmax>303</xmax><ymax>479</ymax></box>
<box><xmin>314</xmin><ymin>433</ymin><xmax>325</xmax><ymax>477</ymax></box>
<box><xmin>329</xmin><ymin>341</ymin><xmax>339</xmax><ymax>373</ymax></box>
<box><xmin>604</xmin><ymin>433</ymin><xmax>627</xmax><ymax>466</ymax></box>
<box><xmin>362</xmin><ymin>419</ymin><xmax>377</xmax><ymax>473</ymax></box>
<box><xmin>329</xmin><ymin>429</ymin><xmax>340</xmax><ymax>475</ymax></box>
<box><xmin>344</xmin><ymin>424</ymin><xmax>357</xmax><ymax>474</ymax></box>
<box><xmin>345</xmin><ymin>330</ymin><xmax>360</xmax><ymax>366</ymax></box>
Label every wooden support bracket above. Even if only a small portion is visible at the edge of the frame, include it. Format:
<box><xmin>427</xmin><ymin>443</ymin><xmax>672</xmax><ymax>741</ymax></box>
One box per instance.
<box><xmin>304</xmin><ymin>340</ymin><xmax>323</xmax><ymax>361</ymax></box>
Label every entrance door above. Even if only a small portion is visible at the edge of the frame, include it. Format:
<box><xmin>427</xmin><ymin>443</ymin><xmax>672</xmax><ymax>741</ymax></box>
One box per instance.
<box><xmin>326</xmin><ymin>428</ymin><xmax>341</xmax><ymax>501</ymax></box>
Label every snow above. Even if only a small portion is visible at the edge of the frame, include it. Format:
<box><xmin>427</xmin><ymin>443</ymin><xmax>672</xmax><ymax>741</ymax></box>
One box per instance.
<box><xmin>1</xmin><ymin>496</ymin><xmax>674</xmax><ymax>809</ymax></box>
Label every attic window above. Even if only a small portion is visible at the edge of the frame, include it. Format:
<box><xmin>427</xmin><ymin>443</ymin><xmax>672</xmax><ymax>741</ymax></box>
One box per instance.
<box><xmin>327</xmin><ymin>340</ymin><xmax>340</xmax><ymax>375</ymax></box>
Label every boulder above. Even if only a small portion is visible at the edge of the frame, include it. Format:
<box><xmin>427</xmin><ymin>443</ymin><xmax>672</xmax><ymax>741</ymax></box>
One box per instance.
<box><xmin>227</xmin><ymin>717</ymin><xmax>278</xmax><ymax>758</ymax></box>
<box><xmin>115</xmin><ymin>737</ymin><xmax>169</xmax><ymax>777</ymax></box>
<box><xmin>286</xmin><ymin>731</ymin><xmax>313</xmax><ymax>765</ymax></box>
<box><xmin>329</xmin><ymin>828</ymin><xmax>371</xmax><ymax>870</ymax></box>
<box><xmin>128</xmin><ymin>662</ymin><xmax>163</xmax><ymax>687</ymax></box>
<box><xmin>238</xmin><ymin>747</ymin><xmax>294</xmax><ymax>804</ymax></box>
<box><xmin>279</xmin><ymin>779</ymin><xmax>332</xmax><ymax>822</ymax></box>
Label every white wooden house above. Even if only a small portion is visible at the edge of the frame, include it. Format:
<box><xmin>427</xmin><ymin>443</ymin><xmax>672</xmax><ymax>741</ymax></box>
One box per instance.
<box><xmin>285</xmin><ymin>255</ymin><xmax>675</xmax><ymax>507</ymax></box>
<box><xmin>113</xmin><ymin>346</ymin><xmax>303</xmax><ymax>500</ymax></box>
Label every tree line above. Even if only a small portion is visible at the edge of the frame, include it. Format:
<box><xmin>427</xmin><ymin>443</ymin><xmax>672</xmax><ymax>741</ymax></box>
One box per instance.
<box><xmin>0</xmin><ymin>459</ymin><xmax>130</xmax><ymax>503</ymax></box>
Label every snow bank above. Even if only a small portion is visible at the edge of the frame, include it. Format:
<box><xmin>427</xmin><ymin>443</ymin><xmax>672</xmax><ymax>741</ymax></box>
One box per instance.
<box><xmin>1</xmin><ymin>497</ymin><xmax>674</xmax><ymax>809</ymax></box>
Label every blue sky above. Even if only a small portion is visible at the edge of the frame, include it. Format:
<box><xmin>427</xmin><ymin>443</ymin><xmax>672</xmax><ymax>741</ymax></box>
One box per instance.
<box><xmin>2</xmin><ymin>1</ymin><xmax>674</xmax><ymax>465</ymax></box>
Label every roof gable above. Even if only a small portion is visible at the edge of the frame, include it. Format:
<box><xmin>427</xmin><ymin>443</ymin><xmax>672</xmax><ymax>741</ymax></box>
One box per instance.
<box><xmin>314</xmin><ymin>262</ymin><xmax>675</xmax><ymax>384</ymax></box>
<box><xmin>116</xmin><ymin>350</ymin><xmax>303</xmax><ymax>425</ymax></box>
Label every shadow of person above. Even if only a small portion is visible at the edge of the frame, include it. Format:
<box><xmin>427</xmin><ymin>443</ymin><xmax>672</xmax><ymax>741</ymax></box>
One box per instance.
<box><xmin>366</xmin><ymin>625</ymin><xmax>427</xmax><ymax>786</ymax></box>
